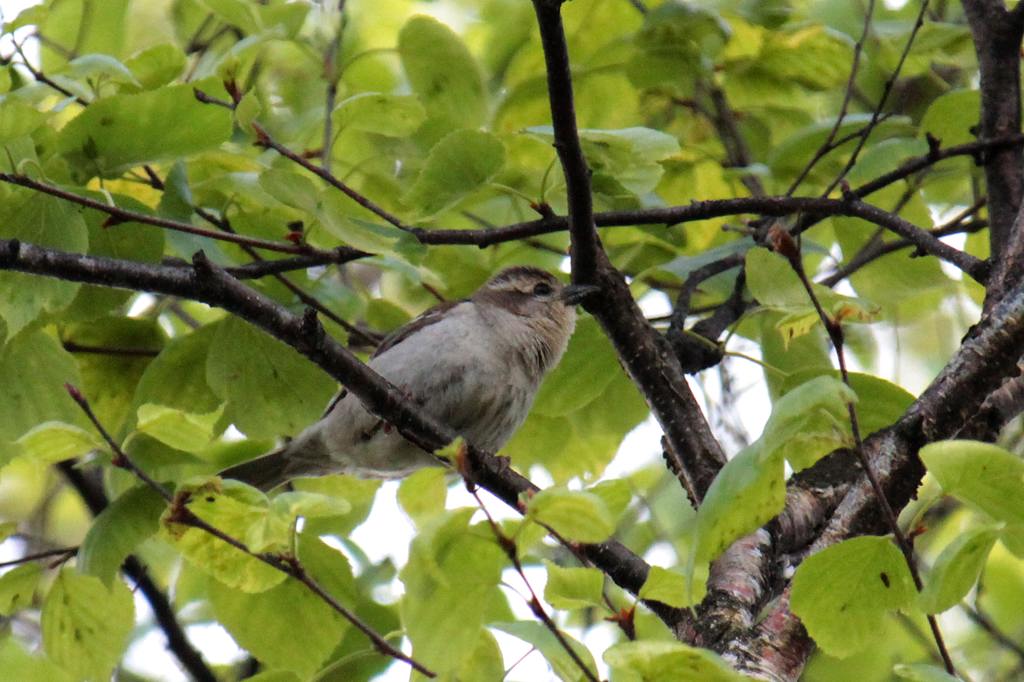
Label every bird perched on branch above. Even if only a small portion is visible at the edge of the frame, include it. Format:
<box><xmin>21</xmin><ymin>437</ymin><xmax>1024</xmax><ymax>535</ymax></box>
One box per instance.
<box><xmin>221</xmin><ymin>266</ymin><xmax>597</xmax><ymax>490</ymax></box>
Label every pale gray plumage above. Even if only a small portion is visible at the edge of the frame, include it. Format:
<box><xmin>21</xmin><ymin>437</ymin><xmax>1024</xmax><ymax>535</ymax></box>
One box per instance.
<box><xmin>221</xmin><ymin>267</ymin><xmax>592</xmax><ymax>490</ymax></box>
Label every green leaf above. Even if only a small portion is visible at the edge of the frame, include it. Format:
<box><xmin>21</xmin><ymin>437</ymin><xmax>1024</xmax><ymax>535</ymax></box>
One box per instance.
<box><xmin>206</xmin><ymin>317</ymin><xmax>336</xmax><ymax>440</ymax></box>
<box><xmin>0</xmin><ymin>637</ymin><xmax>72</xmax><ymax>682</ymax></box>
<box><xmin>57</xmin><ymin>81</ymin><xmax>232</xmax><ymax>178</ymax></box>
<box><xmin>627</xmin><ymin>4</ymin><xmax>729</xmax><ymax>91</ymax></box>
<box><xmin>533</xmin><ymin>317</ymin><xmax>620</xmax><ymax>417</ymax></box>
<box><xmin>692</xmin><ymin>444</ymin><xmax>784</xmax><ymax>565</ymax></box>
<box><xmin>63</xmin><ymin>317</ymin><xmax>164</xmax><ymax>436</ymax></box>
<box><xmin>292</xmin><ymin>476</ymin><xmax>382</xmax><ymax>538</ymax></box>
<box><xmin>543</xmin><ymin>561</ymin><xmax>605</xmax><ymax>610</ymax></box>
<box><xmin>42</xmin><ymin>570</ymin><xmax>134</xmax><ymax>682</ymax></box>
<box><xmin>1000</xmin><ymin>524</ymin><xmax>1024</xmax><ymax>558</ymax></box>
<box><xmin>332</xmin><ymin>92</ymin><xmax>426</xmax><ymax>136</ymax></box>
<box><xmin>397</xmin><ymin>467</ymin><xmax>448</xmax><ymax>526</ymax></box>
<box><xmin>161</xmin><ymin>480</ymin><xmax>289</xmax><ymax>592</ymax></box>
<box><xmin>588</xmin><ymin>479</ymin><xmax>632</xmax><ymax>520</ymax></box>
<box><xmin>199</xmin><ymin>0</ymin><xmax>259</xmax><ymax>33</ymax></box>
<box><xmin>527</xmin><ymin>488</ymin><xmax>615</xmax><ymax>544</ymax></box>
<box><xmin>920</xmin><ymin>90</ymin><xmax>980</xmax><ymax>148</ymax></box>
<box><xmin>132</xmin><ymin>403</ymin><xmax>224</xmax><ymax>452</ymax></box>
<box><xmin>270</xmin><ymin>490</ymin><xmax>351</xmax><ymax>520</ymax></box>
<box><xmin>78</xmin><ymin>486</ymin><xmax>166</xmax><ymax>586</ymax></box>
<box><xmin>769</xmin><ymin>114</ymin><xmax>913</xmax><ymax>175</ymax></box>
<box><xmin>15</xmin><ymin>422</ymin><xmax>100</xmax><ymax>465</ymax></box>
<box><xmin>400</xmin><ymin>509</ymin><xmax>505</xmax><ymax>673</ymax></box>
<box><xmin>403</xmin><ymin>129</ymin><xmax>505</xmax><ymax>219</ymax></box>
<box><xmin>746</xmin><ymin>248</ymin><xmax>877</xmax><ymax>344</ymax></box>
<box><xmin>124</xmin><ymin>43</ymin><xmax>187</xmax><ymax>89</ymax></box>
<box><xmin>920</xmin><ymin>440</ymin><xmax>1024</xmax><ymax>525</ymax></box>
<box><xmin>398</xmin><ymin>15</ymin><xmax>486</xmax><ymax>133</ymax></box>
<box><xmin>133</xmin><ymin>323</ymin><xmax>222</xmax><ymax>415</ymax></box>
<box><xmin>318</xmin><ymin>200</ymin><xmax>421</xmax><ymax>256</ymax></box>
<box><xmin>209</xmin><ymin>555</ymin><xmax>348</xmax><ymax>677</ymax></box>
<box><xmin>0</xmin><ymin>563</ymin><xmax>42</xmax><ymax>616</ymax></box>
<box><xmin>58</xmin><ymin>54</ymin><xmax>140</xmax><ymax>91</ymax></box>
<box><xmin>780</xmin><ymin>370</ymin><xmax>914</xmax><ymax>440</ymax></box>
<box><xmin>791</xmin><ymin>536</ymin><xmax>916</xmax><ymax>658</ymax></box>
<box><xmin>761</xmin><ymin>375</ymin><xmax>857</xmax><ymax>470</ymax></box>
<box><xmin>527</xmin><ymin>126</ymin><xmax>681</xmax><ymax>196</ymax></box>
<box><xmin>603</xmin><ymin>640</ymin><xmax>745</xmax><ymax>682</ymax></box>
<box><xmin>259</xmin><ymin>169</ymin><xmax>320</xmax><ymax>214</ymax></box>
<box><xmin>919</xmin><ymin>526</ymin><xmax>997</xmax><ymax>614</ymax></box>
<box><xmin>492</xmin><ymin>621</ymin><xmax>598</xmax><ymax>682</ymax></box>
<box><xmin>65</xmin><ymin>195</ymin><xmax>164</xmax><ymax>322</ymax></box>
<box><xmin>0</xmin><ymin>196</ymin><xmax>88</xmax><ymax>338</ymax></box>
<box><xmin>0</xmin><ymin>330</ymin><xmax>84</xmax><ymax>446</ymax></box>
<box><xmin>0</xmin><ymin>100</ymin><xmax>47</xmax><ymax>144</ymax></box>
<box><xmin>638</xmin><ymin>565</ymin><xmax>690</xmax><ymax>608</ymax></box>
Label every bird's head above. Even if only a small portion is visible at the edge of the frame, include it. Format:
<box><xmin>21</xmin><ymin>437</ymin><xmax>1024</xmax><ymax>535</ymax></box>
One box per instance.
<box><xmin>473</xmin><ymin>266</ymin><xmax>599</xmax><ymax>374</ymax></box>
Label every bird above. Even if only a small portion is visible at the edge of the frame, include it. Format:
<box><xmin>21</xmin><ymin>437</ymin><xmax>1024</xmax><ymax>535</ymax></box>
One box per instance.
<box><xmin>220</xmin><ymin>266</ymin><xmax>597</xmax><ymax>490</ymax></box>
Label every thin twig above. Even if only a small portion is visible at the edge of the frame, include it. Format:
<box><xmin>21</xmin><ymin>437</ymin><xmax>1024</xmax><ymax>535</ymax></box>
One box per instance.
<box><xmin>786</xmin><ymin>0</ymin><xmax>876</xmax><ymax>196</ymax></box>
<box><xmin>0</xmin><ymin>546</ymin><xmax>78</xmax><ymax>568</ymax></box>
<box><xmin>55</xmin><ymin>461</ymin><xmax>218</xmax><ymax>682</ymax></box>
<box><xmin>251</xmin><ymin>121</ymin><xmax>409</xmax><ymax>230</ymax></box>
<box><xmin>822</xmin><ymin>0</ymin><xmax>931</xmax><ymax>197</ymax></box>
<box><xmin>192</xmin><ymin>208</ymin><xmax>381</xmax><ymax>346</ymax></box>
<box><xmin>964</xmin><ymin>602</ymin><xmax>1024</xmax><ymax>665</ymax></box>
<box><xmin>321</xmin><ymin>1</ymin><xmax>347</xmax><ymax>172</ymax></box>
<box><xmin>0</xmin><ymin>172</ymin><xmax>330</xmax><ymax>257</ymax></box>
<box><xmin>764</xmin><ymin>227</ymin><xmax>957</xmax><ymax>676</ymax></box>
<box><xmin>466</xmin><ymin>482</ymin><xmax>600</xmax><ymax>682</ymax></box>
<box><xmin>65</xmin><ymin>384</ymin><xmax>435</xmax><ymax>678</ymax></box>
<box><xmin>62</xmin><ymin>341</ymin><xmax>161</xmax><ymax>357</ymax></box>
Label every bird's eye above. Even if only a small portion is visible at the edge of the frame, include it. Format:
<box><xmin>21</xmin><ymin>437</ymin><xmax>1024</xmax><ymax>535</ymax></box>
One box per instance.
<box><xmin>532</xmin><ymin>282</ymin><xmax>553</xmax><ymax>297</ymax></box>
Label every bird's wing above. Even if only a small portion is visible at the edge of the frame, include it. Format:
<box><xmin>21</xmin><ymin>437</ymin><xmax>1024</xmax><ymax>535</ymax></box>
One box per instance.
<box><xmin>320</xmin><ymin>299</ymin><xmax>467</xmax><ymax>418</ymax></box>
<box><xmin>370</xmin><ymin>299</ymin><xmax>464</xmax><ymax>358</ymax></box>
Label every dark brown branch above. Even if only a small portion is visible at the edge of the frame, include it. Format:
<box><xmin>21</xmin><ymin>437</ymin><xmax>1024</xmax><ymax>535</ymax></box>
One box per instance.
<box><xmin>723</xmin><ymin>274</ymin><xmax>1024</xmax><ymax>678</ymax></box>
<box><xmin>963</xmin><ymin>0</ymin><xmax>1024</xmax><ymax>262</ymax></box>
<box><xmin>530</xmin><ymin>0</ymin><xmax>728</xmax><ymax>501</ymax></box>
<box><xmin>61</xmin><ymin>341</ymin><xmax>161</xmax><ymax>357</ymax></box>
<box><xmin>218</xmin><ymin>251</ymin><xmax>368</xmax><ymax>278</ymax></box>
<box><xmin>703</xmin><ymin>82</ymin><xmax>765</xmax><ymax>197</ymax></box>
<box><xmin>530</xmin><ymin>0</ymin><xmax>600</xmax><ymax>283</ymax></box>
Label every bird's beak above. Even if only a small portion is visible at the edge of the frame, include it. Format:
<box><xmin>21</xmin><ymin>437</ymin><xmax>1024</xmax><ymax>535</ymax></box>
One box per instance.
<box><xmin>560</xmin><ymin>283</ymin><xmax>600</xmax><ymax>306</ymax></box>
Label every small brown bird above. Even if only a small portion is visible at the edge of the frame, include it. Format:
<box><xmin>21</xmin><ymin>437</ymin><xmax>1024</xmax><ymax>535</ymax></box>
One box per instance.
<box><xmin>221</xmin><ymin>266</ymin><xmax>596</xmax><ymax>489</ymax></box>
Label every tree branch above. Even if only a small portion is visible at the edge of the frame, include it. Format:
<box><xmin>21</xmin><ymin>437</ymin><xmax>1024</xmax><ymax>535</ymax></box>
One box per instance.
<box><xmin>962</xmin><ymin>0</ymin><xmax>1024</xmax><ymax>264</ymax></box>
<box><xmin>721</xmin><ymin>274</ymin><xmax>1024</xmax><ymax>678</ymax></box>
<box><xmin>530</xmin><ymin>0</ymin><xmax>728</xmax><ymax>501</ymax></box>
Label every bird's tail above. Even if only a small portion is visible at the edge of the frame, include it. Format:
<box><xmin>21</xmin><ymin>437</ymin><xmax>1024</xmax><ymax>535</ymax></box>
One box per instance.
<box><xmin>218</xmin><ymin>427</ymin><xmax>332</xmax><ymax>491</ymax></box>
<box><xmin>218</xmin><ymin>446</ymin><xmax>294</xmax><ymax>491</ymax></box>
